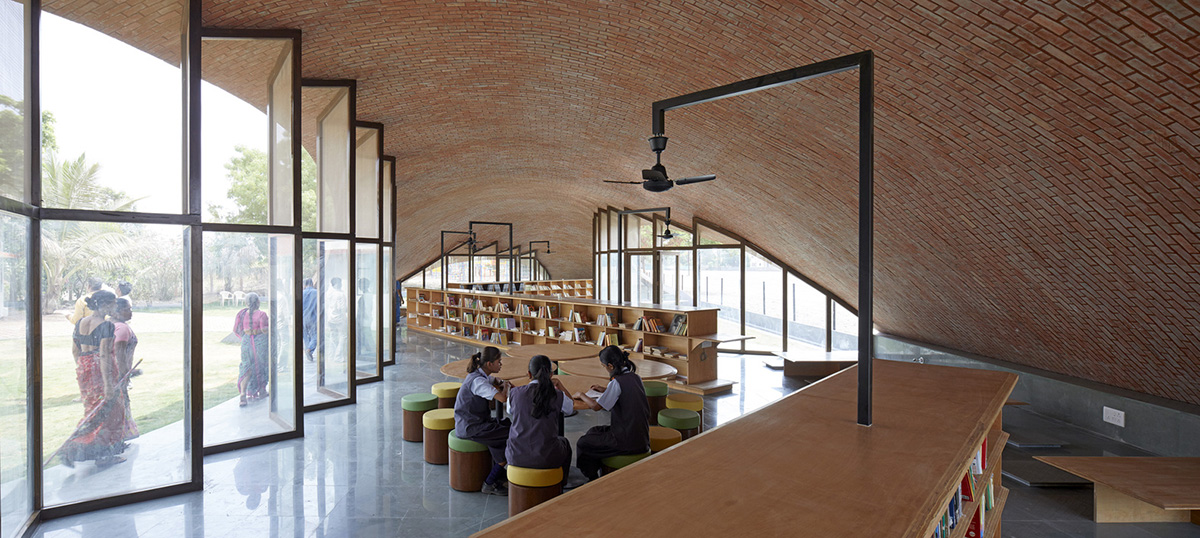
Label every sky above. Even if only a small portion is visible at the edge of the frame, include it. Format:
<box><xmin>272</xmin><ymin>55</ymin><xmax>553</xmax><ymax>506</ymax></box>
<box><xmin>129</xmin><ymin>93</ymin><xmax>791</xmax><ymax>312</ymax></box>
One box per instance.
<box><xmin>38</xmin><ymin>12</ymin><xmax>268</xmax><ymax>216</ymax></box>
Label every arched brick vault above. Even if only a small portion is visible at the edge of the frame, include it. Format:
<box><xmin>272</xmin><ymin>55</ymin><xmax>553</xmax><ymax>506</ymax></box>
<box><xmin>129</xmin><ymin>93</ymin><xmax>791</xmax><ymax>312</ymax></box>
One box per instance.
<box><xmin>58</xmin><ymin>1</ymin><xmax>1200</xmax><ymax>405</ymax></box>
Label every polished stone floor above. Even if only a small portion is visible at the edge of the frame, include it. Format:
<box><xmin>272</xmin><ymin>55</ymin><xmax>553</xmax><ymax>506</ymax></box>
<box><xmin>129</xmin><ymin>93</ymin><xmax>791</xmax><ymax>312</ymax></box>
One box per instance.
<box><xmin>27</xmin><ymin>324</ymin><xmax>1200</xmax><ymax>537</ymax></box>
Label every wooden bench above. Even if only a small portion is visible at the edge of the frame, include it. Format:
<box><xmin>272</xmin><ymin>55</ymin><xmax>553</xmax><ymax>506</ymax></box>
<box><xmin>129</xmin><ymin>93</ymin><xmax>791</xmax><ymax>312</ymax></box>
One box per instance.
<box><xmin>1035</xmin><ymin>457</ymin><xmax>1200</xmax><ymax>524</ymax></box>
<box><xmin>772</xmin><ymin>350</ymin><xmax>857</xmax><ymax>379</ymax></box>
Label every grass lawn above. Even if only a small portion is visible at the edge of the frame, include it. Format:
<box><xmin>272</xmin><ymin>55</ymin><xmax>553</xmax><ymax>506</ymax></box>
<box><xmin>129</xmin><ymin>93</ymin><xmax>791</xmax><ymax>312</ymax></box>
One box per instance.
<box><xmin>0</xmin><ymin>304</ymin><xmax>261</xmax><ymax>480</ymax></box>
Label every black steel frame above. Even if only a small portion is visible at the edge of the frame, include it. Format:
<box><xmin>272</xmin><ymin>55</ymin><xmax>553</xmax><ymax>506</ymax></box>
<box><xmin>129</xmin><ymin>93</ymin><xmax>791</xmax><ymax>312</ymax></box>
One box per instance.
<box><xmin>351</xmin><ymin>120</ymin><xmax>385</xmax><ymax>386</ymax></box>
<box><xmin>649</xmin><ymin>51</ymin><xmax>874</xmax><ymax>425</ymax></box>
<box><xmin>467</xmin><ymin>221</ymin><xmax>515</xmax><ymax>293</ymax></box>
<box><xmin>615</xmin><ymin>207</ymin><xmax>671</xmax><ymax>303</ymax></box>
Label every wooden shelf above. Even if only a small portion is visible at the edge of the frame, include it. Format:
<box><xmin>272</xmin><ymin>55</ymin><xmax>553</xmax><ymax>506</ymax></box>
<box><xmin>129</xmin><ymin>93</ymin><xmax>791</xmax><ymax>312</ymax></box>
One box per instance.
<box><xmin>985</xmin><ymin>487</ymin><xmax>1009</xmax><ymax>537</ymax></box>
<box><xmin>449</xmin><ymin>279</ymin><xmax>595</xmax><ymax>299</ymax></box>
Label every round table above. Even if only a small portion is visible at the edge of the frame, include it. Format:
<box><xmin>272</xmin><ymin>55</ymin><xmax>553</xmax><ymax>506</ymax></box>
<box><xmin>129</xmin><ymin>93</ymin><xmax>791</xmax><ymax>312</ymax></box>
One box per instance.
<box><xmin>510</xmin><ymin>374</ymin><xmax>597</xmax><ymax>411</ymax></box>
<box><xmin>505</xmin><ymin>343</ymin><xmax>599</xmax><ymax>363</ymax></box>
<box><xmin>439</xmin><ymin>357</ymin><xmax>530</xmax><ymax>381</ymax></box>
<box><xmin>558</xmin><ymin>358</ymin><xmax>677</xmax><ymax>381</ymax></box>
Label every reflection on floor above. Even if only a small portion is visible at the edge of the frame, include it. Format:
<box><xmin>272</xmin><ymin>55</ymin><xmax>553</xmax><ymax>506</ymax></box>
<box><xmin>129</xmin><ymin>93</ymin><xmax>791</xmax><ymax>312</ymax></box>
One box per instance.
<box><xmin>29</xmin><ymin>325</ymin><xmax>1200</xmax><ymax>537</ymax></box>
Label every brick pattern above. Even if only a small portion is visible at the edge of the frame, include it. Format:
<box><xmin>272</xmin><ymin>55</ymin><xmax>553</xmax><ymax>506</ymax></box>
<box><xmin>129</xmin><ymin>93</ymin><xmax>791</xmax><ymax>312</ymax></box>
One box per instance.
<box><xmin>55</xmin><ymin>1</ymin><xmax>1200</xmax><ymax>405</ymax></box>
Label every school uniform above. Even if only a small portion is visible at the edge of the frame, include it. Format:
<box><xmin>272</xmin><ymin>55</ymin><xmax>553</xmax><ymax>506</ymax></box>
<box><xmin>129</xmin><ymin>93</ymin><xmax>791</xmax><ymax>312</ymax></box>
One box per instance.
<box><xmin>505</xmin><ymin>380</ymin><xmax>573</xmax><ymax>477</ymax></box>
<box><xmin>575</xmin><ymin>370</ymin><xmax>650</xmax><ymax>479</ymax></box>
<box><xmin>454</xmin><ymin>369</ymin><xmax>512</xmax><ymax>463</ymax></box>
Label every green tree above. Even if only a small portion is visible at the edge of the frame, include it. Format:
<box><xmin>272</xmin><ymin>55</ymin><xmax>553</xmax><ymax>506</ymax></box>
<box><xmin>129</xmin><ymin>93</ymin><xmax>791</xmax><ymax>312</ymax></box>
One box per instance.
<box><xmin>209</xmin><ymin>144</ymin><xmax>317</xmax><ymax>230</ymax></box>
<box><xmin>1</xmin><ymin>95</ymin><xmax>58</xmax><ymax>200</ymax></box>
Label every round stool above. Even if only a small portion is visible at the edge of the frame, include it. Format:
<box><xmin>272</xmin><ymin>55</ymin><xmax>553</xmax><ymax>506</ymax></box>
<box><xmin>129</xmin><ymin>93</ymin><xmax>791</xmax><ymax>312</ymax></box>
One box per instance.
<box><xmin>658</xmin><ymin>408</ymin><xmax>701</xmax><ymax>440</ymax></box>
<box><xmin>431</xmin><ymin>381</ymin><xmax>461</xmax><ymax>408</ymax></box>
<box><xmin>649</xmin><ymin>425</ymin><xmax>682</xmax><ymax>453</ymax></box>
<box><xmin>666</xmin><ymin>392</ymin><xmax>704</xmax><ymax>431</ymax></box>
<box><xmin>600</xmin><ymin>451</ymin><xmax>651</xmax><ymax>475</ymax></box>
<box><xmin>448</xmin><ymin>431</ymin><xmax>491</xmax><ymax>492</ymax></box>
<box><xmin>507</xmin><ymin>465</ymin><xmax>564</xmax><ymax>517</ymax></box>
<box><xmin>422</xmin><ymin>408</ymin><xmax>455</xmax><ymax>464</ymax></box>
<box><xmin>402</xmin><ymin>393</ymin><xmax>437</xmax><ymax>442</ymax></box>
<box><xmin>644</xmin><ymin>381</ymin><xmax>669</xmax><ymax>425</ymax></box>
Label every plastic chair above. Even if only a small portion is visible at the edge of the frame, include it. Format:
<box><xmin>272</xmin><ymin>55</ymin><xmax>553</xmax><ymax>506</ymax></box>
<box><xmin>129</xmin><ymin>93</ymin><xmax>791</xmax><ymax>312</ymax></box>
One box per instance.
<box><xmin>220</xmin><ymin>291</ymin><xmax>234</xmax><ymax>306</ymax></box>
<box><xmin>233</xmin><ymin>291</ymin><xmax>246</xmax><ymax>306</ymax></box>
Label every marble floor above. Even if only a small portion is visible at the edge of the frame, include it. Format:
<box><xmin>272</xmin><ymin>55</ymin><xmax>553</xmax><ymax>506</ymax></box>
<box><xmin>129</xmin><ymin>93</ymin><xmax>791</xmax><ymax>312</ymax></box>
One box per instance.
<box><xmin>26</xmin><ymin>324</ymin><xmax>1200</xmax><ymax>537</ymax></box>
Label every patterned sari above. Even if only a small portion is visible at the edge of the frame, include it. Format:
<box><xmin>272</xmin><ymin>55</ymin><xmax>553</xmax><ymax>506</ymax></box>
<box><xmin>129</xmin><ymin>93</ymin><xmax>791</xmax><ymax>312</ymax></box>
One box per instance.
<box><xmin>234</xmin><ymin>308</ymin><xmax>270</xmax><ymax>399</ymax></box>
<box><xmin>62</xmin><ymin>320</ymin><xmax>127</xmax><ymax>463</ymax></box>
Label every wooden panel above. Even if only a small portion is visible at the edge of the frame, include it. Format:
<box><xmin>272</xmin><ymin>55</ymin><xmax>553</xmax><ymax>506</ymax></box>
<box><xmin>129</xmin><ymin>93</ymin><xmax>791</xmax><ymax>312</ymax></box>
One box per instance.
<box><xmin>475</xmin><ymin>360</ymin><xmax>1016</xmax><ymax>537</ymax></box>
<box><xmin>1094</xmin><ymin>484</ymin><xmax>1191</xmax><ymax>523</ymax></box>
<box><xmin>1035</xmin><ymin>457</ymin><xmax>1200</xmax><ymax>511</ymax></box>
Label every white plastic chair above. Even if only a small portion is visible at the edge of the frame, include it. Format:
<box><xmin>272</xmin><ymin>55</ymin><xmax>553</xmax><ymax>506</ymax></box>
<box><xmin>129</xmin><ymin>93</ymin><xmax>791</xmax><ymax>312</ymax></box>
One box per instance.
<box><xmin>220</xmin><ymin>291</ymin><xmax>234</xmax><ymax>306</ymax></box>
<box><xmin>233</xmin><ymin>291</ymin><xmax>246</xmax><ymax>306</ymax></box>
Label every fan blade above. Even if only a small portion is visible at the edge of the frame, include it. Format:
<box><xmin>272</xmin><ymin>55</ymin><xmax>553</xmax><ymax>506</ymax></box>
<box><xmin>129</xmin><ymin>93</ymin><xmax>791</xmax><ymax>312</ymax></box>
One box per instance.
<box><xmin>603</xmin><ymin>180</ymin><xmax>644</xmax><ymax>184</ymax></box>
<box><xmin>642</xmin><ymin>168</ymin><xmax>667</xmax><ymax>182</ymax></box>
<box><xmin>675</xmin><ymin>174</ymin><xmax>716</xmax><ymax>185</ymax></box>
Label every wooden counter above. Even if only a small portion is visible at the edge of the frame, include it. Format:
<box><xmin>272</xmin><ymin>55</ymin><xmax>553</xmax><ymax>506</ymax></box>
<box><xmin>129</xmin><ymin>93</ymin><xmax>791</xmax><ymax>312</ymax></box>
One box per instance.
<box><xmin>1035</xmin><ymin>456</ymin><xmax>1200</xmax><ymax>524</ymax></box>
<box><xmin>475</xmin><ymin>359</ymin><xmax>1016</xmax><ymax>537</ymax></box>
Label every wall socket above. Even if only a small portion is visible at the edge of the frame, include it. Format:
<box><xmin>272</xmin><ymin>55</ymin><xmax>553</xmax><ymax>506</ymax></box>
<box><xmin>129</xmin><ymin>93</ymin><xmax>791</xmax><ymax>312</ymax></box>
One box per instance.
<box><xmin>1103</xmin><ymin>406</ymin><xmax>1125</xmax><ymax>427</ymax></box>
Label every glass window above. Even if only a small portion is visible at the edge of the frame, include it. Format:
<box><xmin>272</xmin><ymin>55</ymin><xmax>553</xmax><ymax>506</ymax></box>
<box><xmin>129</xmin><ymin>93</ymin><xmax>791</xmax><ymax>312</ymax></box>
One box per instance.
<box><xmin>303</xmin><ymin>238</ymin><xmax>351</xmax><ymax>406</ymax></box>
<box><xmin>355</xmin><ymin>243</ymin><xmax>379</xmax><ymax>379</ymax></box>
<box><xmin>317</xmin><ymin>90</ymin><xmax>351</xmax><ymax>234</ymax></box>
<box><xmin>382</xmin><ymin>160</ymin><xmax>393</xmax><ymax>243</ymax></box>
<box><xmin>657</xmin><ymin>223</ymin><xmax>693</xmax><ymax>248</ymax></box>
<box><xmin>382</xmin><ymin>246</ymin><xmax>393</xmax><ymax>365</ymax></box>
<box><xmin>698</xmin><ymin>248</ymin><xmax>741</xmax><ymax>340</ymax></box>
<box><xmin>0</xmin><ymin>0</ymin><xmax>26</xmax><ymax>203</ymax></box>
<box><xmin>202</xmin><ymin>232</ymin><xmax>297</xmax><ymax>446</ymax></box>
<box><xmin>596</xmin><ymin>254</ymin><xmax>606</xmax><ymax>301</ymax></box>
<box><xmin>354</xmin><ymin>127</ymin><xmax>379</xmax><ymax>238</ymax></box>
<box><xmin>659</xmin><ymin>250</ymin><xmax>693</xmax><ymax>307</ymax></box>
<box><xmin>41</xmin><ymin>222</ymin><xmax>190</xmax><ymax>506</ymax></box>
<box><xmin>597</xmin><ymin>212</ymin><xmax>607</xmax><ymax>251</ymax></box>
<box><xmin>473</xmin><ymin>256</ymin><xmax>496</xmax><ymax>283</ymax></box>
<box><xmin>787</xmin><ymin>273</ymin><xmax>827</xmax><ymax>352</ymax></box>
<box><xmin>697</xmin><ymin>222</ymin><xmax>740</xmax><ymax>246</ymax></box>
<box><xmin>606</xmin><ymin>253</ymin><xmax>617</xmax><ymax>302</ymax></box>
<box><xmin>744</xmin><ymin>249</ymin><xmax>784</xmax><ymax>352</ymax></box>
<box><xmin>607</xmin><ymin>209</ymin><xmax>618</xmax><ymax>251</ymax></box>
<box><xmin>0</xmin><ymin>211</ymin><xmax>29</xmax><ymax>537</ymax></box>
<box><xmin>400</xmin><ymin>272</ymin><xmax>422</xmax><ymax>311</ymax></box>
<box><xmin>445</xmin><ymin>255</ymin><xmax>469</xmax><ymax>285</ymax></box>
<box><xmin>833</xmin><ymin>301</ymin><xmax>859</xmax><ymax>351</ymax></box>
<box><xmin>629</xmin><ymin>254</ymin><xmax>653</xmax><ymax>305</ymax></box>
<box><xmin>40</xmin><ymin>0</ymin><xmax>184</xmax><ymax>214</ymax></box>
<box><xmin>201</xmin><ymin>38</ymin><xmax>294</xmax><ymax>225</ymax></box>
<box><xmin>638</xmin><ymin>217</ymin><xmax>654</xmax><ymax>249</ymax></box>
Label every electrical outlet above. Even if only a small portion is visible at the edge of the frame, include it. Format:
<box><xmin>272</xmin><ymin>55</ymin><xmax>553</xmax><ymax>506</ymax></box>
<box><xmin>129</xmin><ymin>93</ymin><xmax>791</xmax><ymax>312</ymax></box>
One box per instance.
<box><xmin>1103</xmin><ymin>406</ymin><xmax>1125</xmax><ymax>427</ymax></box>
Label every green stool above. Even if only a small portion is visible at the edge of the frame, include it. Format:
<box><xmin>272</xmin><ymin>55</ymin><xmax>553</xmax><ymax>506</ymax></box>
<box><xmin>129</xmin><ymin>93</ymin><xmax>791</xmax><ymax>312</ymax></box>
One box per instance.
<box><xmin>401</xmin><ymin>393</ymin><xmax>437</xmax><ymax>442</ymax></box>
<box><xmin>448</xmin><ymin>431</ymin><xmax>491</xmax><ymax>492</ymax></box>
<box><xmin>644</xmin><ymin>381</ymin><xmax>669</xmax><ymax>425</ymax></box>
<box><xmin>658</xmin><ymin>408</ymin><xmax>701</xmax><ymax>440</ymax></box>
<box><xmin>601</xmin><ymin>451</ymin><xmax>651</xmax><ymax>475</ymax></box>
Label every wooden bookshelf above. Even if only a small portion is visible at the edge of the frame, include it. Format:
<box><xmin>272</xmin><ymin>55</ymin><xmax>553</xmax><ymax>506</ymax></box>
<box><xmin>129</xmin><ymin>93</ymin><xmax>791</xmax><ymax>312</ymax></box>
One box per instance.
<box><xmin>448</xmin><ymin>279</ymin><xmax>594</xmax><ymax>298</ymax></box>
<box><xmin>474</xmin><ymin>360</ymin><xmax>1016</xmax><ymax>537</ymax></box>
<box><xmin>405</xmin><ymin>286</ymin><xmax>730</xmax><ymax>394</ymax></box>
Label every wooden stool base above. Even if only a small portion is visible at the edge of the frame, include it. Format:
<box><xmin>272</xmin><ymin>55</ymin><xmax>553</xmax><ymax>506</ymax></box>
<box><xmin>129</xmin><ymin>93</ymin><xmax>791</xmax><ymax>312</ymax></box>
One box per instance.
<box><xmin>424</xmin><ymin>428</ymin><xmax>450</xmax><ymax>464</ymax></box>
<box><xmin>508</xmin><ymin>483</ymin><xmax>562</xmax><ymax>517</ymax></box>
<box><xmin>438</xmin><ymin>397</ymin><xmax>455</xmax><ymax>409</ymax></box>
<box><xmin>449</xmin><ymin>449</ymin><xmax>492</xmax><ymax>492</ymax></box>
<box><xmin>679</xmin><ymin>427</ymin><xmax>699</xmax><ymax>440</ymax></box>
<box><xmin>403</xmin><ymin>409</ymin><xmax>426</xmax><ymax>442</ymax></box>
<box><xmin>647</xmin><ymin>395</ymin><xmax>667</xmax><ymax>425</ymax></box>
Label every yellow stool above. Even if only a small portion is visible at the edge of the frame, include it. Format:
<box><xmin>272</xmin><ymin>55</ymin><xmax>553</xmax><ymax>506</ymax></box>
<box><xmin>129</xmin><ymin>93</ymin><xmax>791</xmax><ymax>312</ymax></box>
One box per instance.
<box><xmin>649</xmin><ymin>425</ymin><xmax>683</xmax><ymax>453</ymax></box>
<box><xmin>432</xmin><ymin>382</ymin><xmax>462</xmax><ymax>409</ymax></box>
<box><xmin>666</xmin><ymin>392</ymin><xmax>704</xmax><ymax>431</ymax></box>
<box><xmin>507</xmin><ymin>465</ymin><xmax>563</xmax><ymax>517</ymax></box>
<box><xmin>422</xmin><ymin>408</ymin><xmax>455</xmax><ymax>464</ymax></box>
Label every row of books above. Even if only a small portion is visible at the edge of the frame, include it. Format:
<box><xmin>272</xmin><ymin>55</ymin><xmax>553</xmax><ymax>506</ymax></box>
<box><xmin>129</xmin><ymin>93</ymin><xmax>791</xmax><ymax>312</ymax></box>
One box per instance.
<box><xmin>930</xmin><ymin>437</ymin><xmax>993</xmax><ymax>538</ymax></box>
<box><xmin>566</xmin><ymin>310</ymin><xmax>588</xmax><ymax>324</ymax></box>
<box><xmin>594</xmin><ymin>331</ymin><xmax>619</xmax><ymax>346</ymax></box>
<box><xmin>558</xmin><ymin>327</ymin><xmax>589</xmax><ymax>342</ymax></box>
<box><xmin>632</xmin><ymin>316</ymin><xmax>665</xmax><ymax>332</ymax></box>
<box><xmin>595</xmin><ymin>313</ymin><xmax>615</xmax><ymax>327</ymax></box>
<box><xmin>493</xmin><ymin>302</ymin><xmax>512</xmax><ymax>313</ymax></box>
<box><xmin>489</xmin><ymin>317</ymin><xmax>519</xmax><ymax>330</ymax></box>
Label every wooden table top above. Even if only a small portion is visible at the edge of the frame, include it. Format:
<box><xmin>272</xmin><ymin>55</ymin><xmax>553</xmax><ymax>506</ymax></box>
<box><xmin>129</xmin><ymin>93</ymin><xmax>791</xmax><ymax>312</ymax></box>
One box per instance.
<box><xmin>475</xmin><ymin>360</ymin><xmax>1016</xmax><ymax>537</ymax></box>
<box><xmin>772</xmin><ymin>350</ymin><xmax>859</xmax><ymax>363</ymax></box>
<box><xmin>505</xmin><ymin>343</ymin><xmax>599</xmax><ymax>362</ymax></box>
<box><xmin>510</xmin><ymin>375</ymin><xmax>598</xmax><ymax>411</ymax></box>
<box><xmin>1034</xmin><ymin>457</ymin><xmax>1200</xmax><ymax>510</ymax></box>
<box><xmin>439</xmin><ymin>357</ymin><xmax>530</xmax><ymax>381</ymax></box>
<box><xmin>557</xmin><ymin>358</ymin><xmax>677</xmax><ymax>380</ymax></box>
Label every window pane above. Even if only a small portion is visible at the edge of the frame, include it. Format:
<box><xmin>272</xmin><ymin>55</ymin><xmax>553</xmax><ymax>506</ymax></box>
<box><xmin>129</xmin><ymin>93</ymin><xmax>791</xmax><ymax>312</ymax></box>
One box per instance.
<box><xmin>42</xmin><ymin>222</ymin><xmax>189</xmax><ymax>506</ymax></box>
<box><xmin>355</xmin><ymin>243</ymin><xmax>379</xmax><ymax>378</ymax></box>
<box><xmin>630</xmin><ymin>254</ymin><xmax>653</xmax><ymax>305</ymax></box>
<box><xmin>446</xmin><ymin>255</ymin><xmax>468</xmax><ymax>285</ymax></box>
<box><xmin>423</xmin><ymin>263</ymin><xmax>441</xmax><ymax>290</ymax></box>
<box><xmin>744</xmin><ymin>249</ymin><xmax>783</xmax><ymax>352</ymax></box>
<box><xmin>638</xmin><ymin>217</ymin><xmax>654</xmax><ymax>248</ymax></box>
<box><xmin>596</xmin><ymin>254</ymin><xmax>606</xmax><ymax>301</ymax></box>
<box><xmin>659</xmin><ymin>250</ymin><xmax>692</xmax><ymax>307</ymax></box>
<box><xmin>498</xmin><ymin>255</ymin><xmax>510</xmax><ymax>282</ymax></box>
<box><xmin>400</xmin><ymin>272</ymin><xmax>421</xmax><ymax>311</ymax></box>
<box><xmin>597</xmin><ymin>212</ymin><xmax>607</xmax><ymax>251</ymax></box>
<box><xmin>303</xmin><ymin>238</ymin><xmax>351</xmax><ymax>406</ymax></box>
<box><xmin>0</xmin><ymin>0</ymin><xmax>26</xmax><ymax>203</ymax></box>
<box><xmin>697</xmin><ymin>223</ymin><xmax>740</xmax><ymax>246</ymax></box>
<box><xmin>657</xmin><ymin>225</ymin><xmax>693</xmax><ymax>248</ymax></box>
<box><xmin>473</xmin><ymin>256</ymin><xmax>496</xmax><ymax>282</ymax></box>
<box><xmin>40</xmin><ymin>1</ymin><xmax>184</xmax><ymax>213</ymax></box>
<box><xmin>317</xmin><ymin>90</ymin><xmax>351</xmax><ymax>234</ymax></box>
<box><xmin>382</xmin><ymin>160</ymin><xmax>393</xmax><ymax>242</ymax></box>
<box><xmin>833</xmin><ymin>302</ymin><xmax>859</xmax><ymax>351</ymax></box>
<box><xmin>201</xmin><ymin>38</ymin><xmax>293</xmax><ymax>224</ymax></box>
<box><xmin>354</xmin><ymin>127</ymin><xmax>379</xmax><ymax>239</ymax></box>
<box><xmin>698</xmin><ymin>248</ymin><xmax>741</xmax><ymax>339</ymax></box>
<box><xmin>606</xmin><ymin>253</ymin><xmax>617</xmax><ymax>302</ymax></box>
<box><xmin>0</xmin><ymin>211</ymin><xmax>29</xmax><ymax>537</ymax></box>
<box><xmin>203</xmin><ymin>232</ymin><xmax>297</xmax><ymax>447</ymax></box>
<box><xmin>787</xmin><ymin>273</ymin><xmax>827</xmax><ymax>352</ymax></box>
<box><xmin>382</xmin><ymin>247</ymin><xmax>393</xmax><ymax>365</ymax></box>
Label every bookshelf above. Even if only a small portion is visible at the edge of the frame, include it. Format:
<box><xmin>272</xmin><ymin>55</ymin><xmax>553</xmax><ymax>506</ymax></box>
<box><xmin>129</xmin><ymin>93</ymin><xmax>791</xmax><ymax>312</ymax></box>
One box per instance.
<box><xmin>406</xmin><ymin>286</ymin><xmax>729</xmax><ymax>394</ymax></box>
<box><xmin>448</xmin><ymin>279</ymin><xmax>594</xmax><ymax>298</ymax></box>
<box><xmin>475</xmin><ymin>360</ymin><xmax>1016</xmax><ymax>537</ymax></box>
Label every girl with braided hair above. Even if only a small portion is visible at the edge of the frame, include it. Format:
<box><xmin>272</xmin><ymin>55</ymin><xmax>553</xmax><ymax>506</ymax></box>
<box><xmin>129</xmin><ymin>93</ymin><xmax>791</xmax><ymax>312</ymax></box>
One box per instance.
<box><xmin>574</xmin><ymin>345</ymin><xmax>650</xmax><ymax>481</ymax></box>
<box><xmin>505</xmin><ymin>355</ymin><xmax>573</xmax><ymax>487</ymax></box>
<box><xmin>453</xmin><ymin>346</ymin><xmax>512</xmax><ymax>494</ymax></box>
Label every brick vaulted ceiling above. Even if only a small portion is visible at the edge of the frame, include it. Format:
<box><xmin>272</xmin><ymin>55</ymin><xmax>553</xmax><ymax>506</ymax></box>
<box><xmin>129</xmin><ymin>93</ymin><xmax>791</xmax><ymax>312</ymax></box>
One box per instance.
<box><xmin>61</xmin><ymin>1</ymin><xmax>1200</xmax><ymax>405</ymax></box>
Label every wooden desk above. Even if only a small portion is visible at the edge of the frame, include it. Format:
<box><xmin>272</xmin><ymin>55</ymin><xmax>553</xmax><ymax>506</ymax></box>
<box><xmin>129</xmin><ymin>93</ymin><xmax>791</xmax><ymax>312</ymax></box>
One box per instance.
<box><xmin>557</xmin><ymin>358</ymin><xmax>677</xmax><ymax>381</ymax></box>
<box><xmin>440</xmin><ymin>358</ymin><xmax>530</xmax><ymax>381</ymax></box>
<box><xmin>475</xmin><ymin>360</ymin><xmax>1016</xmax><ymax>537</ymax></box>
<box><xmin>505</xmin><ymin>343</ymin><xmax>599</xmax><ymax>362</ymax></box>
<box><xmin>1035</xmin><ymin>457</ymin><xmax>1200</xmax><ymax>524</ymax></box>
<box><xmin>773</xmin><ymin>350</ymin><xmax>857</xmax><ymax>378</ymax></box>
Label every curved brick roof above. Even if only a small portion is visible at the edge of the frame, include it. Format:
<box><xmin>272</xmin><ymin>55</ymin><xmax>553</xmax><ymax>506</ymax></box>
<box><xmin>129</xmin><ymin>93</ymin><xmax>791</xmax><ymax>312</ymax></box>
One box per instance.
<box><xmin>60</xmin><ymin>1</ymin><xmax>1200</xmax><ymax>405</ymax></box>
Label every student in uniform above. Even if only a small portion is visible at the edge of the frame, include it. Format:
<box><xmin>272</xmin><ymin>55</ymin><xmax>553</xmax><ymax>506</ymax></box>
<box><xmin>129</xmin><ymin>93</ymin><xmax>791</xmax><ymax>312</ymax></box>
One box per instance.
<box><xmin>454</xmin><ymin>346</ymin><xmax>512</xmax><ymax>495</ymax></box>
<box><xmin>573</xmin><ymin>345</ymin><xmax>650</xmax><ymax>481</ymax></box>
<box><xmin>505</xmin><ymin>355</ymin><xmax>574</xmax><ymax>487</ymax></box>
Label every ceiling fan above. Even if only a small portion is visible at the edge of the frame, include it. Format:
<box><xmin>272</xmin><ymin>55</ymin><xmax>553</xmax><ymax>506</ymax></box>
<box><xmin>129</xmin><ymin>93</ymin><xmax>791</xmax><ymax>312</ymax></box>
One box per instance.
<box><xmin>605</xmin><ymin>135</ymin><xmax>716</xmax><ymax>192</ymax></box>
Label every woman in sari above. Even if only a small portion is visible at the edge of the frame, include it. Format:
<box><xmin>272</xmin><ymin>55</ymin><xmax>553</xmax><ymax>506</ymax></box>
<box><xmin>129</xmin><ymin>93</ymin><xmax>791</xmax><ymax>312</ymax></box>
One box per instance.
<box><xmin>234</xmin><ymin>292</ymin><xmax>270</xmax><ymax>406</ymax></box>
<box><xmin>62</xmin><ymin>290</ymin><xmax>127</xmax><ymax>467</ymax></box>
<box><xmin>111</xmin><ymin>298</ymin><xmax>140</xmax><ymax>442</ymax></box>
